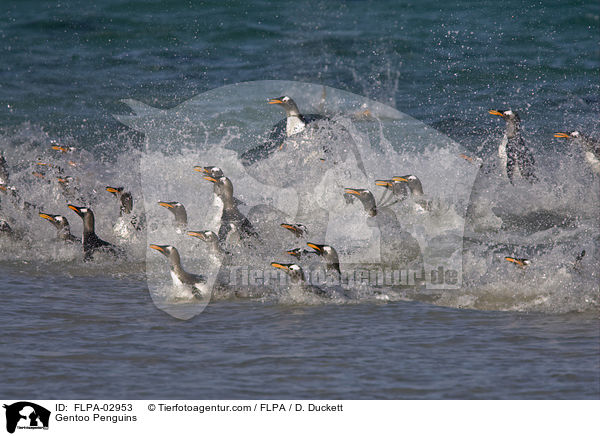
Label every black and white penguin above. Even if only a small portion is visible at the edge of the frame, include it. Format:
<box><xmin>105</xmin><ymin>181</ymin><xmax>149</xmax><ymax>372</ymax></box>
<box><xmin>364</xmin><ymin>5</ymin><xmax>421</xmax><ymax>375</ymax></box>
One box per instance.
<box><xmin>39</xmin><ymin>212</ymin><xmax>80</xmax><ymax>243</ymax></box>
<box><xmin>106</xmin><ymin>186</ymin><xmax>144</xmax><ymax>238</ymax></box>
<box><xmin>240</xmin><ymin>95</ymin><xmax>367</xmax><ymax>176</ymax></box>
<box><xmin>344</xmin><ymin>187</ymin><xmax>423</xmax><ymax>270</ymax></box>
<box><xmin>270</xmin><ymin>262</ymin><xmax>326</xmax><ymax>296</ymax></box>
<box><xmin>150</xmin><ymin>244</ymin><xmax>209</xmax><ymax>299</ymax></box>
<box><xmin>306</xmin><ymin>242</ymin><xmax>342</xmax><ymax>278</ymax></box>
<box><xmin>203</xmin><ymin>175</ymin><xmax>258</xmax><ymax>243</ymax></box>
<box><xmin>188</xmin><ymin>230</ymin><xmax>227</xmax><ymax>264</ymax></box>
<box><xmin>554</xmin><ymin>131</ymin><xmax>600</xmax><ymax>175</ymax></box>
<box><xmin>68</xmin><ymin>204</ymin><xmax>121</xmax><ymax>261</ymax></box>
<box><xmin>489</xmin><ymin>110</ymin><xmax>537</xmax><ymax>184</ymax></box>
<box><xmin>158</xmin><ymin>201</ymin><xmax>188</xmax><ymax>234</ymax></box>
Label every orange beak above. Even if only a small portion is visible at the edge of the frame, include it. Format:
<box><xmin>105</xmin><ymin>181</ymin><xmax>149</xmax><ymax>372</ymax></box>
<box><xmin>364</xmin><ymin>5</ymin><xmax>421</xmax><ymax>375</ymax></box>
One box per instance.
<box><xmin>553</xmin><ymin>133</ymin><xmax>570</xmax><ymax>138</ymax></box>
<box><xmin>488</xmin><ymin>110</ymin><xmax>504</xmax><ymax>116</ymax></box>
<box><xmin>203</xmin><ymin>176</ymin><xmax>217</xmax><ymax>183</ymax></box>
<box><xmin>158</xmin><ymin>202</ymin><xmax>173</xmax><ymax>209</ymax></box>
<box><xmin>149</xmin><ymin>244</ymin><xmax>165</xmax><ymax>253</ymax></box>
<box><xmin>268</xmin><ymin>99</ymin><xmax>283</xmax><ymax>105</ymax></box>
<box><xmin>271</xmin><ymin>262</ymin><xmax>289</xmax><ymax>270</ymax></box>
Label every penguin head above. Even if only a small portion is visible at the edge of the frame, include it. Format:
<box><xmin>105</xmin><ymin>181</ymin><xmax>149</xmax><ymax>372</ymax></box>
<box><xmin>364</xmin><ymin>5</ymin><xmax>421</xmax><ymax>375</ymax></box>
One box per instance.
<box><xmin>57</xmin><ymin>176</ymin><xmax>75</xmax><ymax>187</ymax></box>
<box><xmin>39</xmin><ymin>212</ymin><xmax>70</xmax><ymax>230</ymax></box>
<box><xmin>344</xmin><ymin>188</ymin><xmax>377</xmax><ymax>216</ymax></box>
<box><xmin>106</xmin><ymin>186</ymin><xmax>124</xmax><ymax>197</ymax></box>
<box><xmin>554</xmin><ymin>131</ymin><xmax>579</xmax><ymax>140</ymax></box>
<box><xmin>188</xmin><ymin>230</ymin><xmax>218</xmax><ymax>243</ymax></box>
<box><xmin>50</xmin><ymin>140</ymin><xmax>76</xmax><ymax>153</ymax></box>
<box><xmin>393</xmin><ymin>175</ymin><xmax>424</xmax><ymax>196</ymax></box>
<box><xmin>307</xmin><ymin>242</ymin><xmax>339</xmax><ymax>260</ymax></box>
<box><xmin>268</xmin><ymin>96</ymin><xmax>300</xmax><ymax>116</ymax></box>
<box><xmin>203</xmin><ymin>175</ymin><xmax>234</xmax><ymax>201</ymax></box>
<box><xmin>504</xmin><ymin>256</ymin><xmax>531</xmax><ymax>269</ymax></box>
<box><xmin>158</xmin><ymin>201</ymin><xmax>185</xmax><ymax>215</ymax></box>
<box><xmin>193</xmin><ymin>165</ymin><xmax>224</xmax><ymax>179</ymax></box>
<box><xmin>489</xmin><ymin>109</ymin><xmax>520</xmax><ymax>123</ymax></box>
<box><xmin>106</xmin><ymin>186</ymin><xmax>133</xmax><ymax>213</ymax></box>
<box><xmin>280</xmin><ymin>223</ymin><xmax>308</xmax><ymax>238</ymax></box>
<box><xmin>149</xmin><ymin>244</ymin><xmax>180</xmax><ymax>260</ymax></box>
<box><xmin>271</xmin><ymin>262</ymin><xmax>305</xmax><ymax>283</ymax></box>
<box><xmin>68</xmin><ymin>204</ymin><xmax>95</xmax><ymax>231</ymax></box>
<box><xmin>67</xmin><ymin>204</ymin><xmax>91</xmax><ymax>219</ymax></box>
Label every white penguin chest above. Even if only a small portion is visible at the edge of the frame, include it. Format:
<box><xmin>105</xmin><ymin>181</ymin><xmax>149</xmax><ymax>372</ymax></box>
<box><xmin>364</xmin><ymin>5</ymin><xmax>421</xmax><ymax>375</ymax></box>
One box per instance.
<box><xmin>286</xmin><ymin>116</ymin><xmax>306</xmax><ymax>136</ymax></box>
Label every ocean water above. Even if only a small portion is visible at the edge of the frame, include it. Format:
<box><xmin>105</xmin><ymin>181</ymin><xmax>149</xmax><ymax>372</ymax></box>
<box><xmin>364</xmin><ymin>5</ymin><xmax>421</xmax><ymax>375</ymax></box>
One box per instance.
<box><xmin>1</xmin><ymin>0</ymin><xmax>599</xmax><ymax>399</ymax></box>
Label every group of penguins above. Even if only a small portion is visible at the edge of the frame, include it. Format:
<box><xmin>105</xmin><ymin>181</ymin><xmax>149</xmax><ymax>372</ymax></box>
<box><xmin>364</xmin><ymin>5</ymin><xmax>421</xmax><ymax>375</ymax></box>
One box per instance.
<box><xmin>1</xmin><ymin>96</ymin><xmax>598</xmax><ymax>300</ymax></box>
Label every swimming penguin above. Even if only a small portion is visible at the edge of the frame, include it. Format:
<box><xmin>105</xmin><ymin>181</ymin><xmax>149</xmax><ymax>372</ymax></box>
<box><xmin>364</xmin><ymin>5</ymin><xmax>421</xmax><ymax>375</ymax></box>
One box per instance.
<box><xmin>106</xmin><ymin>186</ymin><xmax>144</xmax><ymax>238</ymax></box>
<box><xmin>240</xmin><ymin>96</ymin><xmax>367</xmax><ymax>176</ymax></box>
<box><xmin>554</xmin><ymin>131</ymin><xmax>600</xmax><ymax>174</ymax></box>
<box><xmin>50</xmin><ymin>140</ymin><xmax>76</xmax><ymax>154</ymax></box>
<box><xmin>188</xmin><ymin>230</ymin><xmax>227</xmax><ymax>264</ymax></box>
<box><xmin>489</xmin><ymin>110</ymin><xmax>537</xmax><ymax>184</ymax></box>
<box><xmin>344</xmin><ymin>187</ymin><xmax>423</xmax><ymax>271</ymax></box>
<box><xmin>270</xmin><ymin>262</ymin><xmax>327</xmax><ymax>296</ymax></box>
<box><xmin>150</xmin><ymin>244</ymin><xmax>209</xmax><ymax>299</ymax></box>
<box><xmin>203</xmin><ymin>175</ymin><xmax>258</xmax><ymax>243</ymax></box>
<box><xmin>280</xmin><ymin>223</ymin><xmax>308</xmax><ymax>238</ymax></box>
<box><xmin>375</xmin><ymin>179</ymin><xmax>409</xmax><ymax>203</ymax></box>
<box><xmin>193</xmin><ymin>165</ymin><xmax>224</xmax><ymax>179</ymax></box>
<box><xmin>158</xmin><ymin>201</ymin><xmax>188</xmax><ymax>234</ymax></box>
<box><xmin>344</xmin><ymin>188</ymin><xmax>378</xmax><ymax>216</ymax></box>
<box><xmin>239</xmin><ymin>96</ymin><xmax>328</xmax><ymax>165</ymax></box>
<box><xmin>392</xmin><ymin>175</ymin><xmax>431</xmax><ymax>212</ymax></box>
<box><xmin>68</xmin><ymin>204</ymin><xmax>121</xmax><ymax>261</ymax></box>
<box><xmin>39</xmin><ymin>212</ymin><xmax>80</xmax><ymax>243</ymax></box>
<box><xmin>504</xmin><ymin>256</ymin><xmax>531</xmax><ymax>269</ymax></box>
<box><xmin>306</xmin><ymin>242</ymin><xmax>342</xmax><ymax>278</ymax></box>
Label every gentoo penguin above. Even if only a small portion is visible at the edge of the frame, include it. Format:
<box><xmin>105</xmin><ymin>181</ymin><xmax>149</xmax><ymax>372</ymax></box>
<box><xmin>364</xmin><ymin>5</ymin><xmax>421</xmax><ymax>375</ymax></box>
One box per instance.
<box><xmin>554</xmin><ymin>131</ymin><xmax>600</xmax><ymax>174</ymax></box>
<box><xmin>187</xmin><ymin>230</ymin><xmax>227</xmax><ymax>264</ymax></box>
<box><xmin>106</xmin><ymin>186</ymin><xmax>144</xmax><ymax>238</ymax></box>
<box><xmin>68</xmin><ymin>204</ymin><xmax>121</xmax><ymax>261</ymax></box>
<box><xmin>344</xmin><ymin>188</ymin><xmax>378</xmax><ymax>216</ymax></box>
<box><xmin>39</xmin><ymin>212</ymin><xmax>80</xmax><ymax>243</ymax></box>
<box><xmin>240</xmin><ymin>96</ymin><xmax>367</xmax><ymax>176</ymax></box>
<box><xmin>280</xmin><ymin>223</ymin><xmax>309</xmax><ymax>238</ymax></box>
<box><xmin>344</xmin><ymin>187</ymin><xmax>423</xmax><ymax>270</ymax></box>
<box><xmin>270</xmin><ymin>262</ymin><xmax>326</xmax><ymax>296</ymax></box>
<box><xmin>489</xmin><ymin>110</ymin><xmax>537</xmax><ymax>183</ymax></box>
<box><xmin>203</xmin><ymin>175</ymin><xmax>258</xmax><ymax>243</ymax></box>
<box><xmin>158</xmin><ymin>201</ymin><xmax>188</xmax><ymax>234</ymax></box>
<box><xmin>306</xmin><ymin>242</ymin><xmax>342</xmax><ymax>278</ymax></box>
<box><xmin>504</xmin><ymin>256</ymin><xmax>530</xmax><ymax>269</ymax></box>
<box><xmin>392</xmin><ymin>175</ymin><xmax>431</xmax><ymax>212</ymax></box>
<box><xmin>375</xmin><ymin>179</ymin><xmax>409</xmax><ymax>203</ymax></box>
<box><xmin>150</xmin><ymin>244</ymin><xmax>209</xmax><ymax>299</ymax></box>
<box><xmin>239</xmin><ymin>96</ymin><xmax>328</xmax><ymax>165</ymax></box>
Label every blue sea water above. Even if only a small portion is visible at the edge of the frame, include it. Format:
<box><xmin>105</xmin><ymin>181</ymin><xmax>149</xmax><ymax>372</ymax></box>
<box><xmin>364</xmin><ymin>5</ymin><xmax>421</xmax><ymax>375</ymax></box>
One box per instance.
<box><xmin>1</xmin><ymin>0</ymin><xmax>599</xmax><ymax>399</ymax></box>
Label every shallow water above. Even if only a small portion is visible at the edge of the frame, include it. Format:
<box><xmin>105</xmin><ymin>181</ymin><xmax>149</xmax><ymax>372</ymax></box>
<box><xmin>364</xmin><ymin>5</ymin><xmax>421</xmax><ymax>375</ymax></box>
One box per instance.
<box><xmin>1</xmin><ymin>0</ymin><xmax>599</xmax><ymax>399</ymax></box>
<box><xmin>1</xmin><ymin>263</ymin><xmax>598</xmax><ymax>399</ymax></box>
